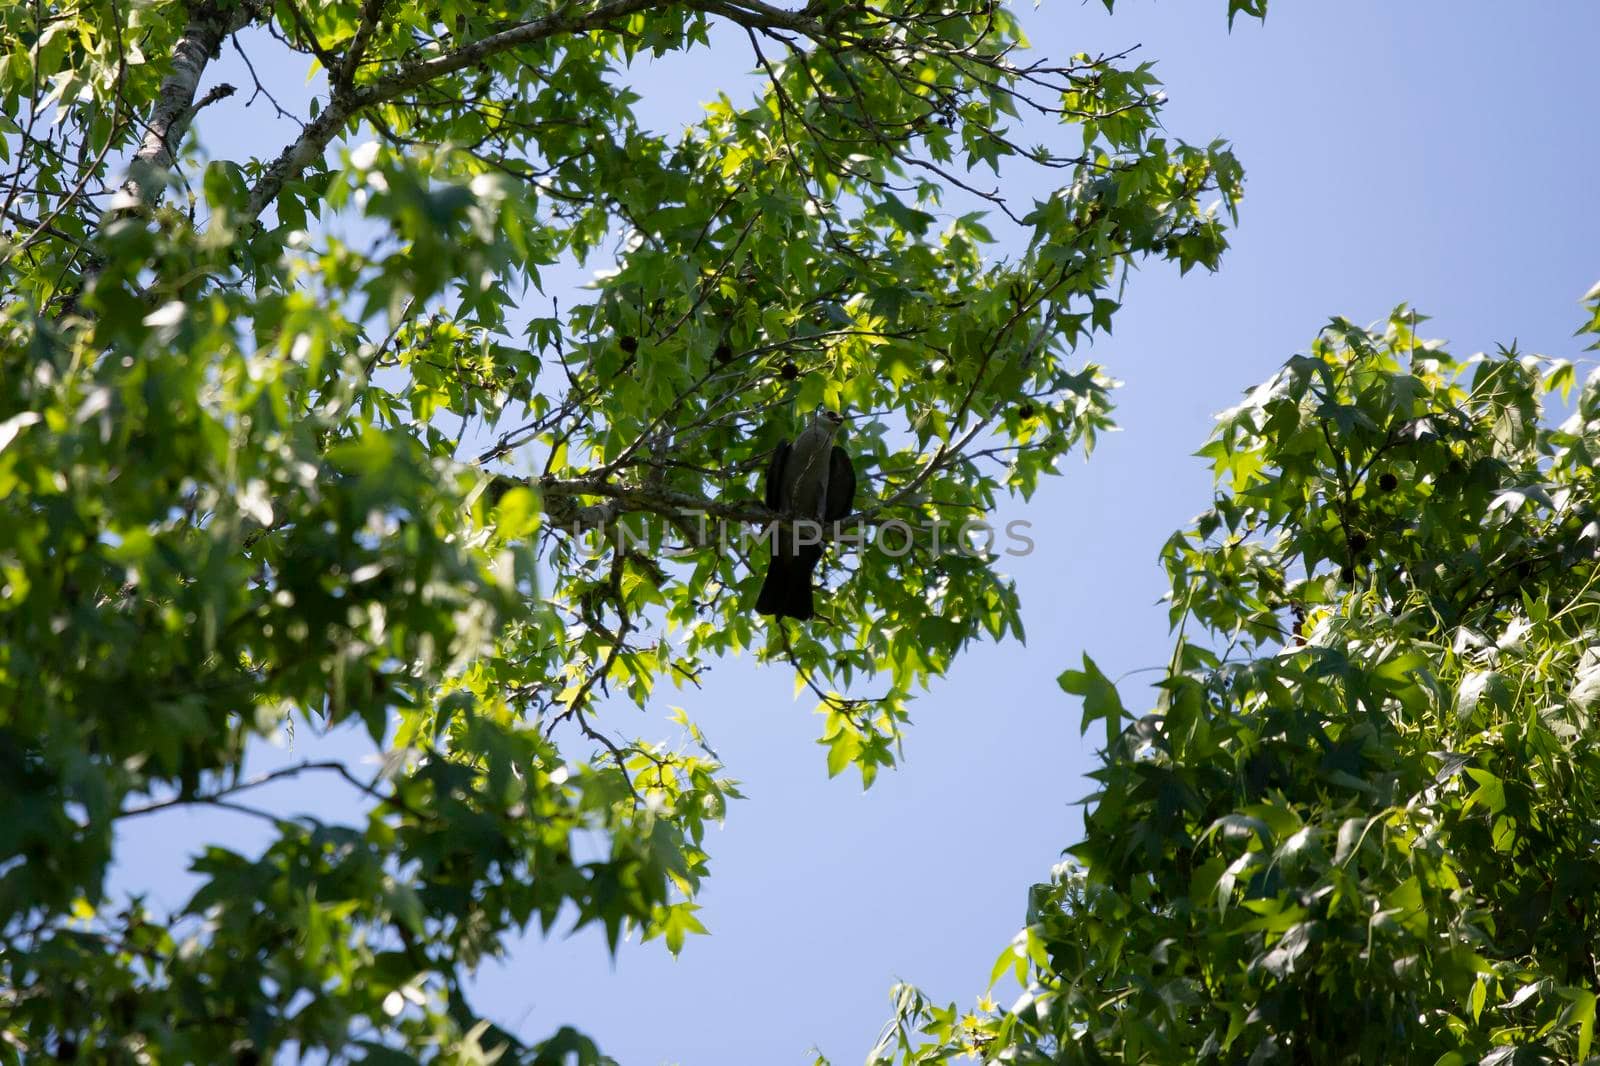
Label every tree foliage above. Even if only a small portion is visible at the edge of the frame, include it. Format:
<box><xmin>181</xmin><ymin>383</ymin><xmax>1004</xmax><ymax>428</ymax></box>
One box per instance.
<box><xmin>0</xmin><ymin>0</ymin><xmax>1245</xmax><ymax>1060</ymax></box>
<box><xmin>879</xmin><ymin>289</ymin><xmax>1600</xmax><ymax>1064</ymax></box>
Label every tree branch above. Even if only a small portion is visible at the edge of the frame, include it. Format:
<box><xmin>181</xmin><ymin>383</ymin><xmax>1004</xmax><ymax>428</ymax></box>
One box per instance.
<box><xmin>124</xmin><ymin>0</ymin><xmax>268</xmax><ymax>206</ymax></box>
<box><xmin>334</xmin><ymin>0</ymin><xmax>390</xmax><ymax>94</ymax></box>
<box><xmin>118</xmin><ymin>758</ymin><xmax>426</xmax><ymax>821</ymax></box>
<box><xmin>243</xmin><ymin>0</ymin><xmax>664</xmax><ymax>222</ymax></box>
<box><xmin>531</xmin><ymin>474</ymin><xmax>776</xmax><ymax>534</ymax></box>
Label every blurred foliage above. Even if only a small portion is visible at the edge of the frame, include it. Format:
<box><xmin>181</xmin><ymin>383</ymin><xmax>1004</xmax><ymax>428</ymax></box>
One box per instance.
<box><xmin>0</xmin><ymin>0</ymin><xmax>1251</xmax><ymax>1060</ymax></box>
<box><xmin>877</xmin><ymin>289</ymin><xmax>1600</xmax><ymax>1064</ymax></box>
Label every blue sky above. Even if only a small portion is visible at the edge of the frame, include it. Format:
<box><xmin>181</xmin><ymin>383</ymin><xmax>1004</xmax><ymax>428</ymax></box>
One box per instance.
<box><xmin>110</xmin><ymin>2</ymin><xmax>1600</xmax><ymax>1062</ymax></box>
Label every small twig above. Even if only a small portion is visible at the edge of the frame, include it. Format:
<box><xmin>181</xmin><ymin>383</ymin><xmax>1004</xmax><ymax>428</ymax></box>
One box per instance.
<box><xmin>118</xmin><ymin>758</ymin><xmax>428</xmax><ymax>822</ymax></box>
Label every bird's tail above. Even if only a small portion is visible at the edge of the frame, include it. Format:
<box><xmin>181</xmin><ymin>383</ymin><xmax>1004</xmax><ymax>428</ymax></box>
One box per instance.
<box><xmin>756</xmin><ymin>554</ymin><xmax>814</xmax><ymax>621</ymax></box>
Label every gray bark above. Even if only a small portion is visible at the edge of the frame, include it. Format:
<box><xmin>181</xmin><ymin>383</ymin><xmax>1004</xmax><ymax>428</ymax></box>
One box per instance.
<box><xmin>243</xmin><ymin>0</ymin><xmax>663</xmax><ymax>223</ymax></box>
<box><xmin>124</xmin><ymin>0</ymin><xmax>267</xmax><ymax>207</ymax></box>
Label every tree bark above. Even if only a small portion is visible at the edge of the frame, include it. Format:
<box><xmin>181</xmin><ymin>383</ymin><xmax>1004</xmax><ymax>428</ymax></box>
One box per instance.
<box><xmin>241</xmin><ymin>0</ymin><xmax>666</xmax><ymax>223</ymax></box>
<box><xmin>125</xmin><ymin>0</ymin><xmax>268</xmax><ymax>206</ymax></box>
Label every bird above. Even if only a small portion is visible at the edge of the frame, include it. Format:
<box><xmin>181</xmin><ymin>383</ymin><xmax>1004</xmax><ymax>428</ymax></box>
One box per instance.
<box><xmin>756</xmin><ymin>406</ymin><xmax>856</xmax><ymax>620</ymax></box>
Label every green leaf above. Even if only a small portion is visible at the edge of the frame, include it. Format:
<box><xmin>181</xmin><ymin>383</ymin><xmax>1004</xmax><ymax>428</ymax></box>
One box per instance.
<box><xmin>1058</xmin><ymin>654</ymin><xmax>1126</xmax><ymax>748</ymax></box>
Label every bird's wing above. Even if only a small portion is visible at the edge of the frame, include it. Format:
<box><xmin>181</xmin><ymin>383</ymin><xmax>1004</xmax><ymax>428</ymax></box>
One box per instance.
<box><xmin>764</xmin><ymin>439</ymin><xmax>791</xmax><ymax>511</ymax></box>
<box><xmin>825</xmin><ymin>444</ymin><xmax>855</xmax><ymax>522</ymax></box>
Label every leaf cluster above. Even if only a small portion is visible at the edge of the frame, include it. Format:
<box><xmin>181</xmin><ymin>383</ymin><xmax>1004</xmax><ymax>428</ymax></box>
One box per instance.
<box><xmin>881</xmin><ymin>301</ymin><xmax>1600</xmax><ymax>1064</ymax></box>
<box><xmin>1</xmin><ymin>0</ymin><xmax>1253</xmax><ymax>1060</ymax></box>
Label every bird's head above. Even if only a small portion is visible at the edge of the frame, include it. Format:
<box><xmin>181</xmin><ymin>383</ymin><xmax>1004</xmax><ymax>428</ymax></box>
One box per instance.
<box><xmin>813</xmin><ymin>404</ymin><xmax>846</xmax><ymax>435</ymax></box>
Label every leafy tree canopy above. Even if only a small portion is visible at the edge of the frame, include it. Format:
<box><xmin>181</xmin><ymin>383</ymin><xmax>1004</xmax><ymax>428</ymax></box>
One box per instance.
<box><xmin>879</xmin><ymin>290</ymin><xmax>1600</xmax><ymax>1065</ymax></box>
<box><xmin>0</xmin><ymin>0</ymin><xmax>1247</xmax><ymax>1060</ymax></box>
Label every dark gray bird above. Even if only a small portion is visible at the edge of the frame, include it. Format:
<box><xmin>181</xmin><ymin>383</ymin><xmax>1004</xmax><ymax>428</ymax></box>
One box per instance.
<box><xmin>757</xmin><ymin>407</ymin><xmax>855</xmax><ymax>620</ymax></box>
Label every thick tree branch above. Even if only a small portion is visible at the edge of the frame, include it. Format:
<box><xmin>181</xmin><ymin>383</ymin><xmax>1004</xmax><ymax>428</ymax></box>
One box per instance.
<box><xmin>243</xmin><ymin>0</ymin><xmax>664</xmax><ymax>222</ymax></box>
<box><xmin>125</xmin><ymin>0</ymin><xmax>268</xmax><ymax>206</ymax></box>
<box><xmin>694</xmin><ymin>0</ymin><xmax>829</xmax><ymax>35</ymax></box>
<box><xmin>531</xmin><ymin>474</ymin><xmax>776</xmax><ymax>534</ymax></box>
